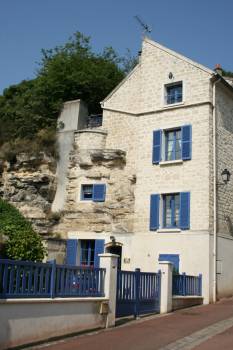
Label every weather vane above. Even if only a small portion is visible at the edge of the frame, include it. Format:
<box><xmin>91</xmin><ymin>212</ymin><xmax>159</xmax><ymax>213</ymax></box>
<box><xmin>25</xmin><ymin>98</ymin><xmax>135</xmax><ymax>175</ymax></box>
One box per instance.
<box><xmin>134</xmin><ymin>15</ymin><xmax>152</xmax><ymax>37</ymax></box>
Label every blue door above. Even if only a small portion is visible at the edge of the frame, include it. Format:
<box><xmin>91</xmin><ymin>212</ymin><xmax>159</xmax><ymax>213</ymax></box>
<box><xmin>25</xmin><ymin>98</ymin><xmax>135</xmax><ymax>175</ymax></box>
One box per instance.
<box><xmin>159</xmin><ymin>254</ymin><xmax>180</xmax><ymax>273</ymax></box>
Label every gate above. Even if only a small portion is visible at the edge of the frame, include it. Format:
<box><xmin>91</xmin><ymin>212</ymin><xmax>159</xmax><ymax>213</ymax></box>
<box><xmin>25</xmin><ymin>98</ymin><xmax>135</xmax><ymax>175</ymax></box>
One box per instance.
<box><xmin>116</xmin><ymin>268</ymin><xmax>161</xmax><ymax>318</ymax></box>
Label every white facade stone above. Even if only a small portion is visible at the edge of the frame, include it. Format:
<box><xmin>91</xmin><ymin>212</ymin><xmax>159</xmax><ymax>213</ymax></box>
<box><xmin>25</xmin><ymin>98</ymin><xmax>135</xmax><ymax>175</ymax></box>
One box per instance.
<box><xmin>63</xmin><ymin>37</ymin><xmax>233</xmax><ymax>303</ymax></box>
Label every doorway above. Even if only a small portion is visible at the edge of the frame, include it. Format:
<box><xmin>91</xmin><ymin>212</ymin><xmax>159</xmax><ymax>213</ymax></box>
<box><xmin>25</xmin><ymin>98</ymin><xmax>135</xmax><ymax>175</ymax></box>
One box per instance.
<box><xmin>106</xmin><ymin>244</ymin><xmax>122</xmax><ymax>270</ymax></box>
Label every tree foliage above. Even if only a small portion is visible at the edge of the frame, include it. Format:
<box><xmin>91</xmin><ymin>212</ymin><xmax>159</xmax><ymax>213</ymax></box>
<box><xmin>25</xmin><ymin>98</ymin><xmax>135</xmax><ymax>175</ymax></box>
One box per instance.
<box><xmin>222</xmin><ymin>69</ymin><xmax>233</xmax><ymax>78</ymax></box>
<box><xmin>0</xmin><ymin>198</ymin><xmax>46</xmax><ymax>261</ymax></box>
<box><xmin>0</xmin><ymin>32</ymin><xmax>134</xmax><ymax>157</ymax></box>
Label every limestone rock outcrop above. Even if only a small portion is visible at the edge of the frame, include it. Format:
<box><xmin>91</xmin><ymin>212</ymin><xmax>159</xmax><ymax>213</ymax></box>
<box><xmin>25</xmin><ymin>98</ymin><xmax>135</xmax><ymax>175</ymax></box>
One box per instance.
<box><xmin>0</xmin><ymin>153</ymin><xmax>57</xmax><ymax>235</ymax></box>
<box><xmin>53</xmin><ymin>146</ymin><xmax>136</xmax><ymax>235</ymax></box>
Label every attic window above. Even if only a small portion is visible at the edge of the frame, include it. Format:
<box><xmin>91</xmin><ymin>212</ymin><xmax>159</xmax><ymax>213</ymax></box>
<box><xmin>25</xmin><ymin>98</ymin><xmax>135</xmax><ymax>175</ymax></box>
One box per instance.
<box><xmin>165</xmin><ymin>82</ymin><xmax>183</xmax><ymax>105</ymax></box>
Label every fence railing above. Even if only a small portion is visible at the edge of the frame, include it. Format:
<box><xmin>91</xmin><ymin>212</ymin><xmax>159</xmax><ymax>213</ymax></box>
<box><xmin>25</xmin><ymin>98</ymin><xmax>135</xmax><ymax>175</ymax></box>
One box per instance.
<box><xmin>116</xmin><ymin>269</ymin><xmax>161</xmax><ymax>318</ymax></box>
<box><xmin>172</xmin><ymin>273</ymin><xmax>202</xmax><ymax>296</ymax></box>
<box><xmin>0</xmin><ymin>259</ymin><xmax>105</xmax><ymax>299</ymax></box>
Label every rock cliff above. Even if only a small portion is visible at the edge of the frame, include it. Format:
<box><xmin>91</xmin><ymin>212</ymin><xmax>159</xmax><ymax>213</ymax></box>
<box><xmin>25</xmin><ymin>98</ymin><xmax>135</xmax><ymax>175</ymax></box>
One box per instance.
<box><xmin>0</xmin><ymin>153</ymin><xmax>57</xmax><ymax>235</ymax></box>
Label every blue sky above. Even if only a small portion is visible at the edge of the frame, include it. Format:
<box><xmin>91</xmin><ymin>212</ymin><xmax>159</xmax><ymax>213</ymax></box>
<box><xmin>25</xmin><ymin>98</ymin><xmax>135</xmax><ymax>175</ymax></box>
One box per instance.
<box><xmin>1</xmin><ymin>0</ymin><xmax>233</xmax><ymax>94</ymax></box>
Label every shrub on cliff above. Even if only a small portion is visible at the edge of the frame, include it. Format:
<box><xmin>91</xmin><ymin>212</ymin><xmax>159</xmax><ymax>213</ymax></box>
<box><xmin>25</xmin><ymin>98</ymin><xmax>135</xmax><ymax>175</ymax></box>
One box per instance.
<box><xmin>0</xmin><ymin>198</ymin><xmax>46</xmax><ymax>261</ymax></box>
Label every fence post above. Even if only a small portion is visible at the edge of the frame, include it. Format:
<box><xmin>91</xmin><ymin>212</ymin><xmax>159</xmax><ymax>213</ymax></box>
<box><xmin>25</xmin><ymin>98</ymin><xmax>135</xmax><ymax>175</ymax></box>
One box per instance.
<box><xmin>50</xmin><ymin>259</ymin><xmax>56</xmax><ymax>298</ymax></box>
<box><xmin>198</xmin><ymin>274</ymin><xmax>202</xmax><ymax>296</ymax></box>
<box><xmin>159</xmin><ymin>261</ymin><xmax>173</xmax><ymax>314</ymax></box>
<box><xmin>99</xmin><ymin>253</ymin><xmax>118</xmax><ymax>328</ymax></box>
<box><xmin>134</xmin><ymin>268</ymin><xmax>140</xmax><ymax>319</ymax></box>
<box><xmin>182</xmin><ymin>272</ymin><xmax>186</xmax><ymax>296</ymax></box>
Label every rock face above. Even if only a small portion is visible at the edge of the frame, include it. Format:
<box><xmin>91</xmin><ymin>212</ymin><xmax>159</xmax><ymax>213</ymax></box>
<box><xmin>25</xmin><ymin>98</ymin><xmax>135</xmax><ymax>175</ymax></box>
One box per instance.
<box><xmin>52</xmin><ymin>134</ymin><xmax>136</xmax><ymax>235</ymax></box>
<box><xmin>0</xmin><ymin>127</ymin><xmax>136</xmax><ymax>242</ymax></box>
<box><xmin>0</xmin><ymin>153</ymin><xmax>57</xmax><ymax>235</ymax></box>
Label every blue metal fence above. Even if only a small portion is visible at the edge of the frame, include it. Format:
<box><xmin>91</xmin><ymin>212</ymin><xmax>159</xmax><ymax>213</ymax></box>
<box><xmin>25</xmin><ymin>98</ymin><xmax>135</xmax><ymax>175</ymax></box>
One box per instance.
<box><xmin>116</xmin><ymin>269</ymin><xmax>161</xmax><ymax>318</ymax></box>
<box><xmin>172</xmin><ymin>273</ymin><xmax>202</xmax><ymax>296</ymax></box>
<box><xmin>0</xmin><ymin>259</ymin><xmax>105</xmax><ymax>298</ymax></box>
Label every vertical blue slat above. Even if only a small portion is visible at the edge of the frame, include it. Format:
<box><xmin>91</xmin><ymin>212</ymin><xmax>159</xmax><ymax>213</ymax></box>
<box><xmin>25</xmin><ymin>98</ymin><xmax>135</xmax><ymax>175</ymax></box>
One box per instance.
<box><xmin>93</xmin><ymin>184</ymin><xmax>106</xmax><ymax>202</ymax></box>
<box><xmin>94</xmin><ymin>239</ymin><xmax>105</xmax><ymax>268</ymax></box>
<box><xmin>16</xmin><ymin>267</ymin><xmax>21</xmax><ymax>294</ymax></box>
<box><xmin>150</xmin><ymin>194</ymin><xmax>160</xmax><ymax>231</ymax></box>
<box><xmin>66</xmin><ymin>239</ymin><xmax>78</xmax><ymax>265</ymax></box>
<box><xmin>180</xmin><ymin>192</ymin><xmax>190</xmax><ymax>230</ymax></box>
<box><xmin>9</xmin><ymin>266</ymin><xmax>14</xmax><ymax>294</ymax></box>
<box><xmin>2</xmin><ymin>263</ymin><xmax>9</xmax><ymax>296</ymax></box>
<box><xmin>152</xmin><ymin>130</ymin><xmax>162</xmax><ymax>164</ymax></box>
<box><xmin>182</xmin><ymin>125</ymin><xmax>192</xmax><ymax>160</ymax></box>
<box><xmin>28</xmin><ymin>267</ymin><xmax>33</xmax><ymax>295</ymax></box>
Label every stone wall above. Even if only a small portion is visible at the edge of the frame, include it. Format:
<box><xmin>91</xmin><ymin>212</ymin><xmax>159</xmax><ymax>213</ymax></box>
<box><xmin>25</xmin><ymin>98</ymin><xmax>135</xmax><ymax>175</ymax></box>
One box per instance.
<box><xmin>0</xmin><ymin>153</ymin><xmax>57</xmax><ymax>235</ymax></box>
<box><xmin>103</xmin><ymin>37</ymin><xmax>213</xmax><ymax>234</ymax></box>
<box><xmin>216</xmin><ymin>84</ymin><xmax>233</xmax><ymax>235</ymax></box>
<box><xmin>53</xmin><ymin>130</ymin><xmax>136</xmax><ymax>236</ymax></box>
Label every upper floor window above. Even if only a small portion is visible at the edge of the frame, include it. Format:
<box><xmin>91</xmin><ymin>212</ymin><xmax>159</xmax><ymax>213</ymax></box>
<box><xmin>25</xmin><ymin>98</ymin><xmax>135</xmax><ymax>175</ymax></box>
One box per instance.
<box><xmin>81</xmin><ymin>184</ymin><xmax>106</xmax><ymax>202</ymax></box>
<box><xmin>165</xmin><ymin>129</ymin><xmax>181</xmax><ymax>161</ymax></box>
<box><xmin>150</xmin><ymin>192</ymin><xmax>190</xmax><ymax>231</ymax></box>
<box><xmin>163</xmin><ymin>193</ymin><xmax>180</xmax><ymax>228</ymax></box>
<box><xmin>165</xmin><ymin>82</ymin><xmax>183</xmax><ymax>105</ymax></box>
<box><xmin>152</xmin><ymin>125</ymin><xmax>192</xmax><ymax>164</ymax></box>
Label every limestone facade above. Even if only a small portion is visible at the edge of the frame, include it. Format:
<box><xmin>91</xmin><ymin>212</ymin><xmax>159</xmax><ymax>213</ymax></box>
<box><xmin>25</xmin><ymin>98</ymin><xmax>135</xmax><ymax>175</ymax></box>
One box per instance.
<box><xmin>54</xmin><ymin>38</ymin><xmax>233</xmax><ymax>302</ymax></box>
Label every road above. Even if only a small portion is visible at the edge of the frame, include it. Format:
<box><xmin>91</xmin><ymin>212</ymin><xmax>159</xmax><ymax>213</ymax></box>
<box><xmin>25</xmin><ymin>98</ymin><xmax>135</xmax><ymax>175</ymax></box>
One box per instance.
<box><xmin>31</xmin><ymin>297</ymin><xmax>233</xmax><ymax>350</ymax></box>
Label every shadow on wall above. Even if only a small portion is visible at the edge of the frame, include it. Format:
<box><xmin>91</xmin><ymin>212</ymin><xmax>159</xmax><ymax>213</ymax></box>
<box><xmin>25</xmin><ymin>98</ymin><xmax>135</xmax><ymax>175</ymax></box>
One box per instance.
<box><xmin>0</xmin><ymin>300</ymin><xmax>106</xmax><ymax>349</ymax></box>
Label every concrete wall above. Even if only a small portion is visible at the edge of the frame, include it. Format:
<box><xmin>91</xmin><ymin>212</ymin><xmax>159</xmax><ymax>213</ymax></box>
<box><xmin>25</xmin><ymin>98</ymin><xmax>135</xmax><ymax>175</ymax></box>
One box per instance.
<box><xmin>58</xmin><ymin>99</ymin><xmax>88</xmax><ymax>132</ymax></box>
<box><xmin>172</xmin><ymin>296</ymin><xmax>203</xmax><ymax>311</ymax></box>
<box><xmin>51</xmin><ymin>131</ymin><xmax>74</xmax><ymax>212</ymax></box>
<box><xmin>0</xmin><ymin>298</ymin><xmax>107</xmax><ymax>350</ymax></box>
<box><xmin>217</xmin><ymin>235</ymin><xmax>233</xmax><ymax>298</ymax></box>
<box><xmin>52</xmin><ymin>99</ymin><xmax>88</xmax><ymax>213</ymax></box>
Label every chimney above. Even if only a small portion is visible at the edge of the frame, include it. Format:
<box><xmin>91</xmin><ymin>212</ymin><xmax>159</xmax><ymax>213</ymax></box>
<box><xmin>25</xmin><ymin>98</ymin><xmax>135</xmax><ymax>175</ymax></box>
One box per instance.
<box><xmin>214</xmin><ymin>64</ymin><xmax>223</xmax><ymax>76</ymax></box>
<box><xmin>138</xmin><ymin>50</ymin><xmax>142</xmax><ymax>63</ymax></box>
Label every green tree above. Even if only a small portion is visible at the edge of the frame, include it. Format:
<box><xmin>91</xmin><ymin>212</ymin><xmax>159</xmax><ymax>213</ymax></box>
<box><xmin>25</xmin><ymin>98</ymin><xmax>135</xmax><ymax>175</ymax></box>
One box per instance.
<box><xmin>0</xmin><ymin>32</ymin><xmax>129</xmax><ymax>155</ymax></box>
<box><xmin>0</xmin><ymin>198</ymin><xmax>45</xmax><ymax>261</ymax></box>
<box><xmin>222</xmin><ymin>69</ymin><xmax>233</xmax><ymax>78</ymax></box>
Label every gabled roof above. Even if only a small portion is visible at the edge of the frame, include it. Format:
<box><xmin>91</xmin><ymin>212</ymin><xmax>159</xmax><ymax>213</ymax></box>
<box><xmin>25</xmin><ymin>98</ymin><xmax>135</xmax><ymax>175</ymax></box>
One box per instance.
<box><xmin>101</xmin><ymin>63</ymin><xmax>141</xmax><ymax>106</ymax></box>
<box><xmin>101</xmin><ymin>37</ymin><xmax>231</xmax><ymax>106</ymax></box>
<box><xmin>144</xmin><ymin>37</ymin><xmax>214</xmax><ymax>75</ymax></box>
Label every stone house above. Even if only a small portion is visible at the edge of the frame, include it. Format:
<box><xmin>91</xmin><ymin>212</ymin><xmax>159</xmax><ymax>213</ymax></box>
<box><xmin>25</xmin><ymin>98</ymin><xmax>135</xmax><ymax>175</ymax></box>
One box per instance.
<box><xmin>53</xmin><ymin>37</ymin><xmax>233</xmax><ymax>304</ymax></box>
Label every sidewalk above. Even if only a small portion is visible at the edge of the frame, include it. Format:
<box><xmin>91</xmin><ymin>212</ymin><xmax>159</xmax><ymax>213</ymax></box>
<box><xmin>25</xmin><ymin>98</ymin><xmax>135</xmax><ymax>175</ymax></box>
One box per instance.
<box><xmin>33</xmin><ymin>297</ymin><xmax>233</xmax><ymax>350</ymax></box>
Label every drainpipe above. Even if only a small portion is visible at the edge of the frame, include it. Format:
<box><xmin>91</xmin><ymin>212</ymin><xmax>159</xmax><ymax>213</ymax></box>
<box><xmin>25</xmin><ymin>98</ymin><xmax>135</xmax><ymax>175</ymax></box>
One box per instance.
<box><xmin>212</xmin><ymin>75</ymin><xmax>221</xmax><ymax>303</ymax></box>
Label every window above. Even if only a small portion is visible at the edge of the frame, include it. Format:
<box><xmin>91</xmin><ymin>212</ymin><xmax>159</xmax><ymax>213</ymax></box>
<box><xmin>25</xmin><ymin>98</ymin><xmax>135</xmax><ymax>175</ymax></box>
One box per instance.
<box><xmin>165</xmin><ymin>129</ymin><xmax>181</xmax><ymax>161</ymax></box>
<box><xmin>163</xmin><ymin>194</ymin><xmax>180</xmax><ymax>228</ymax></box>
<box><xmin>165</xmin><ymin>82</ymin><xmax>183</xmax><ymax>105</ymax></box>
<box><xmin>82</xmin><ymin>185</ymin><xmax>93</xmax><ymax>200</ymax></box>
<box><xmin>152</xmin><ymin>125</ymin><xmax>192</xmax><ymax>164</ymax></box>
<box><xmin>80</xmin><ymin>240</ymin><xmax>95</xmax><ymax>266</ymax></box>
<box><xmin>150</xmin><ymin>192</ymin><xmax>190</xmax><ymax>231</ymax></box>
<box><xmin>66</xmin><ymin>239</ymin><xmax>105</xmax><ymax>267</ymax></box>
<box><xmin>81</xmin><ymin>184</ymin><xmax>106</xmax><ymax>202</ymax></box>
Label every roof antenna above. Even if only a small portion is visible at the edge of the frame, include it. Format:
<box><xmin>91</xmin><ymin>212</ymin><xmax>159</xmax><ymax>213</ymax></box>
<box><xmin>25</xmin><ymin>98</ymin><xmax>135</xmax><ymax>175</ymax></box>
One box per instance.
<box><xmin>134</xmin><ymin>15</ymin><xmax>152</xmax><ymax>37</ymax></box>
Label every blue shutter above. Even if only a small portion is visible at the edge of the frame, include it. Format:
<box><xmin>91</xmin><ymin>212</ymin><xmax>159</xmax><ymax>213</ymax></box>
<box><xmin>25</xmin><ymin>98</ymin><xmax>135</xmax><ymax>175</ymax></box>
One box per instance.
<box><xmin>179</xmin><ymin>192</ymin><xmax>190</xmax><ymax>230</ymax></box>
<box><xmin>150</xmin><ymin>194</ymin><xmax>160</xmax><ymax>230</ymax></box>
<box><xmin>66</xmin><ymin>239</ymin><xmax>78</xmax><ymax>265</ymax></box>
<box><xmin>93</xmin><ymin>184</ymin><xmax>106</xmax><ymax>202</ymax></box>
<box><xmin>94</xmin><ymin>239</ymin><xmax>105</xmax><ymax>268</ymax></box>
<box><xmin>152</xmin><ymin>130</ymin><xmax>162</xmax><ymax>164</ymax></box>
<box><xmin>182</xmin><ymin>125</ymin><xmax>192</xmax><ymax>160</ymax></box>
<box><xmin>159</xmin><ymin>254</ymin><xmax>180</xmax><ymax>272</ymax></box>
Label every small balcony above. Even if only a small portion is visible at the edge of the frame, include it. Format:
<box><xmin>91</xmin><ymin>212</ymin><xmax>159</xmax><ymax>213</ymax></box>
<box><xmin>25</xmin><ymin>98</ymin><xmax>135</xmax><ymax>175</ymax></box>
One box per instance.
<box><xmin>86</xmin><ymin>114</ymin><xmax>103</xmax><ymax>129</ymax></box>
